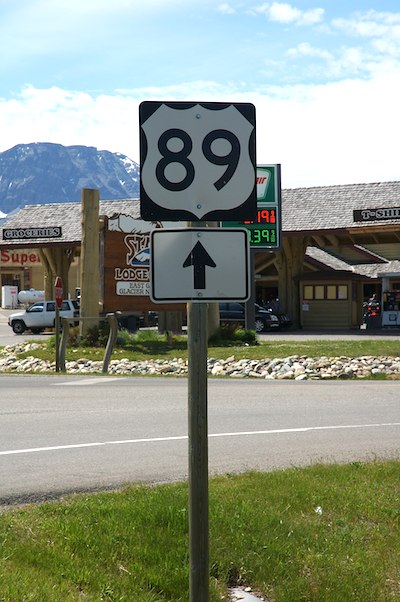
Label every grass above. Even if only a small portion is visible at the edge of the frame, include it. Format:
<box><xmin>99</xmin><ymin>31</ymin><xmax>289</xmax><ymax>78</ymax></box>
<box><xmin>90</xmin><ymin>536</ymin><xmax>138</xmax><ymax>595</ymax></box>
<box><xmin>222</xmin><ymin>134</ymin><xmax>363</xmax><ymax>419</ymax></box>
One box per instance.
<box><xmin>6</xmin><ymin>328</ymin><xmax>400</xmax><ymax>365</ymax></box>
<box><xmin>0</xmin><ymin>460</ymin><xmax>399</xmax><ymax>601</ymax></box>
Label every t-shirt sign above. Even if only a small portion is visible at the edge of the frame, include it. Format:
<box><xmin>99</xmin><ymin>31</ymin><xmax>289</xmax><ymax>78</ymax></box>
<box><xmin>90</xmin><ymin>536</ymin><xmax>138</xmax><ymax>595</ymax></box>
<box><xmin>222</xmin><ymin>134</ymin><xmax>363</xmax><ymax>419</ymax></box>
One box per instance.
<box><xmin>139</xmin><ymin>101</ymin><xmax>257</xmax><ymax>222</ymax></box>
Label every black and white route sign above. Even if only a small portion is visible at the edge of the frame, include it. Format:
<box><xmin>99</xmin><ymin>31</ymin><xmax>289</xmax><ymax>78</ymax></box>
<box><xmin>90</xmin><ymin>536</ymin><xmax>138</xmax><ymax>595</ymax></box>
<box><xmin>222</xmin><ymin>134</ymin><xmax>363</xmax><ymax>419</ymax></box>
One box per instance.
<box><xmin>140</xmin><ymin>101</ymin><xmax>256</xmax><ymax>221</ymax></box>
<box><xmin>150</xmin><ymin>228</ymin><xmax>250</xmax><ymax>302</ymax></box>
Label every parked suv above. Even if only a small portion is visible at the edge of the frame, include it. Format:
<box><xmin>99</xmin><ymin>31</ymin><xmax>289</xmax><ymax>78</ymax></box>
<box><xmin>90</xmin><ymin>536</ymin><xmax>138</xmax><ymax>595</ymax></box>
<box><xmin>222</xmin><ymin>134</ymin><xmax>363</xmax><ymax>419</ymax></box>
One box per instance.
<box><xmin>219</xmin><ymin>302</ymin><xmax>280</xmax><ymax>333</ymax></box>
<box><xmin>8</xmin><ymin>300</ymin><xmax>79</xmax><ymax>334</ymax></box>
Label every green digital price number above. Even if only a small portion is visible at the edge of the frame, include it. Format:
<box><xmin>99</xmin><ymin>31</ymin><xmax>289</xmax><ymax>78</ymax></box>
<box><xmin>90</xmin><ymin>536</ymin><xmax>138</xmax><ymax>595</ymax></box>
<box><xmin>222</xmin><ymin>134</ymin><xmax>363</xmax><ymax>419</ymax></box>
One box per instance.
<box><xmin>248</xmin><ymin>227</ymin><xmax>277</xmax><ymax>245</ymax></box>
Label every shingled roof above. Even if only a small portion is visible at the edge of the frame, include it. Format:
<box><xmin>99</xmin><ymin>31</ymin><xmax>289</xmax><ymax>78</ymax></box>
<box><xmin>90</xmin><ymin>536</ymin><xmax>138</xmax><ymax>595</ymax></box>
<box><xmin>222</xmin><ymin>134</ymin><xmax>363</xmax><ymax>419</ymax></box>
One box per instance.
<box><xmin>306</xmin><ymin>246</ymin><xmax>400</xmax><ymax>279</ymax></box>
<box><xmin>0</xmin><ymin>199</ymin><xmax>140</xmax><ymax>247</ymax></box>
<box><xmin>282</xmin><ymin>180</ymin><xmax>400</xmax><ymax>232</ymax></box>
<box><xmin>1</xmin><ymin>179</ymin><xmax>400</xmax><ymax>247</ymax></box>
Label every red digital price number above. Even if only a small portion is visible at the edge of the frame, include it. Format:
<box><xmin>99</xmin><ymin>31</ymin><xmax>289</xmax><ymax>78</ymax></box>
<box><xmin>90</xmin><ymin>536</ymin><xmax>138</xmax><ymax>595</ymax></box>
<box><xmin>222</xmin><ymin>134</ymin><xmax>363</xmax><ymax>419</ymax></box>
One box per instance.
<box><xmin>244</xmin><ymin>209</ymin><xmax>276</xmax><ymax>225</ymax></box>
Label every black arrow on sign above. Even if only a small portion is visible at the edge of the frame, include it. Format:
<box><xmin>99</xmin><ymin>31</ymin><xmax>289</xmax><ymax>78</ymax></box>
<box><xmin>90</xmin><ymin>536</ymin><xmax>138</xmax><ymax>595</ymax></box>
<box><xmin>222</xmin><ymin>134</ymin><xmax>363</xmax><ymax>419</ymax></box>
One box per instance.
<box><xmin>183</xmin><ymin>241</ymin><xmax>216</xmax><ymax>289</ymax></box>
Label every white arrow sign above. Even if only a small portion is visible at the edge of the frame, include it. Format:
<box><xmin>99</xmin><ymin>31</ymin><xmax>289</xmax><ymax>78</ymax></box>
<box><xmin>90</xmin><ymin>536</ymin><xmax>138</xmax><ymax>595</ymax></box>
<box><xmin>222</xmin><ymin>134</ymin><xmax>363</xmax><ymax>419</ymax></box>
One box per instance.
<box><xmin>150</xmin><ymin>228</ymin><xmax>250</xmax><ymax>302</ymax></box>
<box><xmin>140</xmin><ymin>101</ymin><xmax>256</xmax><ymax>221</ymax></box>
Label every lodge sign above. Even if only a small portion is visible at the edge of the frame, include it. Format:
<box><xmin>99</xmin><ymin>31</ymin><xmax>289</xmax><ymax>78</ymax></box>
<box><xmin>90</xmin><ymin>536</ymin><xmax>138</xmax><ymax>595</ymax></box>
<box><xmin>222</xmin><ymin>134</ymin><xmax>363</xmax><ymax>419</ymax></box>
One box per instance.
<box><xmin>2</xmin><ymin>226</ymin><xmax>62</xmax><ymax>240</ymax></box>
<box><xmin>353</xmin><ymin>207</ymin><xmax>400</xmax><ymax>222</ymax></box>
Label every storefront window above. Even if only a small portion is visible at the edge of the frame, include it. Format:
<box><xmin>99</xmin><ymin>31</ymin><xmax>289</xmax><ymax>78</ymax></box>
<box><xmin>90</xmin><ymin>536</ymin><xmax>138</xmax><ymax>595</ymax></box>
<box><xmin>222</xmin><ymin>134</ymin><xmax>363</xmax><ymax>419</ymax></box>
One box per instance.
<box><xmin>327</xmin><ymin>285</ymin><xmax>336</xmax><ymax>299</ymax></box>
<box><xmin>303</xmin><ymin>284</ymin><xmax>348</xmax><ymax>300</ymax></box>
<box><xmin>303</xmin><ymin>285</ymin><xmax>313</xmax><ymax>299</ymax></box>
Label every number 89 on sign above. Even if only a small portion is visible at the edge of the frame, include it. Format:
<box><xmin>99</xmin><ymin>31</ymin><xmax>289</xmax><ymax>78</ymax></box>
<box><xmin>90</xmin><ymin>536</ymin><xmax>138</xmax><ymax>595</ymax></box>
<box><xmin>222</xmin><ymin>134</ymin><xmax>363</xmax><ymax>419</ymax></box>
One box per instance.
<box><xmin>139</xmin><ymin>101</ymin><xmax>257</xmax><ymax>222</ymax></box>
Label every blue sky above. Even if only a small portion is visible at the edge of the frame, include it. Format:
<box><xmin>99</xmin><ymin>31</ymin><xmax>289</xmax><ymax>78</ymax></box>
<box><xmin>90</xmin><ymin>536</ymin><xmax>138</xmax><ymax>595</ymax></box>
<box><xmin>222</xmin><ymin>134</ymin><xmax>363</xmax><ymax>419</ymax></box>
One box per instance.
<box><xmin>1</xmin><ymin>0</ymin><xmax>399</xmax><ymax>188</ymax></box>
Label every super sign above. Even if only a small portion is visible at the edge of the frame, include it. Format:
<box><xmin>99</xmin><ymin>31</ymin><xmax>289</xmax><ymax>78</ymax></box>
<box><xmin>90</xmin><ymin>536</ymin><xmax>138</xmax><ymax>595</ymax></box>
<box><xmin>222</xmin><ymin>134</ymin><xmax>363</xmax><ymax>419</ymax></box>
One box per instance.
<box><xmin>139</xmin><ymin>101</ymin><xmax>256</xmax><ymax>221</ymax></box>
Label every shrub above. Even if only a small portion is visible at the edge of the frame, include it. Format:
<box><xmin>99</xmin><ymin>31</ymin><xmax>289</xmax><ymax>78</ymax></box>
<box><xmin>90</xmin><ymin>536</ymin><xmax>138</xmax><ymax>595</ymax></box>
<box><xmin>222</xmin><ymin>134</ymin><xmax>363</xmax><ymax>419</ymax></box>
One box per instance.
<box><xmin>209</xmin><ymin>326</ymin><xmax>257</xmax><ymax>346</ymax></box>
<box><xmin>79</xmin><ymin>321</ymin><xmax>110</xmax><ymax>347</ymax></box>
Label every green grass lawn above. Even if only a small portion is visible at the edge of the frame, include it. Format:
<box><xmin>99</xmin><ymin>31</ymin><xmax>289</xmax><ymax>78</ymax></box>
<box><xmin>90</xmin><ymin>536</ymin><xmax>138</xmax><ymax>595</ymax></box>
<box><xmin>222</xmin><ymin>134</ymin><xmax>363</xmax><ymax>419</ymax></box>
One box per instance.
<box><xmin>1</xmin><ymin>461</ymin><xmax>399</xmax><ymax>601</ymax></box>
<box><xmin>9</xmin><ymin>328</ymin><xmax>400</xmax><ymax>365</ymax></box>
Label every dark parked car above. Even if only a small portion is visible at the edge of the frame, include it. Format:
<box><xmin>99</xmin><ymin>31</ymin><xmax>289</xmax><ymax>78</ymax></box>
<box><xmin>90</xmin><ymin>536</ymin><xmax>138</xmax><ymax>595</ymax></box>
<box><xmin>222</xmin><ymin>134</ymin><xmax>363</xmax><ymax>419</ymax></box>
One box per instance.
<box><xmin>219</xmin><ymin>302</ymin><xmax>280</xmax><ymax>333</ymax></box>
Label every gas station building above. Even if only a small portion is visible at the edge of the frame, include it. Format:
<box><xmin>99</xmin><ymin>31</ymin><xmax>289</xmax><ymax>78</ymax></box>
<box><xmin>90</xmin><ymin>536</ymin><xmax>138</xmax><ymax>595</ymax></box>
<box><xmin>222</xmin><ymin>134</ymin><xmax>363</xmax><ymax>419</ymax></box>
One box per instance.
<box><xmin>1</xmin><ymin>179</ymin><xmax>400</xmax><ymax>330</ymax></box>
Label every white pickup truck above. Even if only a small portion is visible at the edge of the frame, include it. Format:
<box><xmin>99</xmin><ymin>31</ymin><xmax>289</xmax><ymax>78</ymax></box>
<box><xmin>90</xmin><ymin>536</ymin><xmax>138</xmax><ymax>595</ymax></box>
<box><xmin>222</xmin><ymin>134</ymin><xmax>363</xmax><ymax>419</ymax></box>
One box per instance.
<box><xmin>8</xmin><ymin>300</ymin><xmax>79</xmax><ymax>334</ymax></box>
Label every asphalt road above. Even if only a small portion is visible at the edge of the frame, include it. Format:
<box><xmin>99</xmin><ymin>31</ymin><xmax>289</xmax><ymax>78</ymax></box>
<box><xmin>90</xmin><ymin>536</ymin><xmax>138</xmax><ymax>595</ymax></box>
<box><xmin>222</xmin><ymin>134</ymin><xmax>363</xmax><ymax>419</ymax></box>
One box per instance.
<box><xmin>0</xmin><ymin>375</ymin><xmax>399</xmax><ymax>506</ymax></box>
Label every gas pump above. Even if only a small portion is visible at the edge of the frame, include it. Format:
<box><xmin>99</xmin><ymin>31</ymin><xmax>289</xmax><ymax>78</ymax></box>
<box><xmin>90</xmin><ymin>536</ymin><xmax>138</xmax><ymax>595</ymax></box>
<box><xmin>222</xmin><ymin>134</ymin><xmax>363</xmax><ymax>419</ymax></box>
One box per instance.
<box><xmin>382</xmin><ymin>290</ymin><xmax>400</xmax><ymax>327</ymax></box>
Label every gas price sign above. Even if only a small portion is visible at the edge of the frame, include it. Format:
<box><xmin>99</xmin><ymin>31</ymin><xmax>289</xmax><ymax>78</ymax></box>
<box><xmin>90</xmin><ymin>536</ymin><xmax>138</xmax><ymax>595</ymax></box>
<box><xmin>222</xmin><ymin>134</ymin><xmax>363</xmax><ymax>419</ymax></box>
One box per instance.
<box><xmin>233</xmin><ymin>206</ymin><xmax>278</xmax><ymax>247</ymax></box>
<box><xmin>221</xmin><ymin>164</ymin><xmax>281</xmax><ymax>250</ymax></box>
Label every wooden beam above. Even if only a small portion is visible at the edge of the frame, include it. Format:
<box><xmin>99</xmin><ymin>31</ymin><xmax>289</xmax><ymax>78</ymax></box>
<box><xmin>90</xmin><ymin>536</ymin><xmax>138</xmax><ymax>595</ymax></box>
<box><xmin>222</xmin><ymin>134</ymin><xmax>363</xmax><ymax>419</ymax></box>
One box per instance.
<box><xmin>311</xmin><ymin>234</ymin><xmax>326</xmax><ymax>247</ymax></box>
<box><xmin>80</xmin><ymin>189</ymin><xmax>100</xmax><ymax>336</ymax></box>
<box><xmin>275</xmin><ymin>236</ymin><xmax>310</xmax><ymax>328</ymax></box>
<box><xmin>40</xmin><ymin>247</ymin><xmax>75</xmax><ymax>299</ymax></box>
<box><xmin>38</xmin><ymin>249</ymin><xmax>53</xmax><ymax>299</ymax></box>
<box><xmin>254</xmin><ymin>255</ymin><xmax>276</xmax><ymax>273</ymax></box>
<box><xmin>326</xmin><ymin>234</ymin><xmax>339</xmax><ymax>246</ymax></box>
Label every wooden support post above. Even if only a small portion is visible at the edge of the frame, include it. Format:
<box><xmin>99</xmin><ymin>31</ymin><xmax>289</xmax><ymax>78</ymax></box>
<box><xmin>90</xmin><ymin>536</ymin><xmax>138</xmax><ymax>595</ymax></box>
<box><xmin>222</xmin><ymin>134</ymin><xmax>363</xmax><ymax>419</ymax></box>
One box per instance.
<box><xmin>59</xmin><ymin>318</ymin><xmax>70</xmax><ymax>372</ymax></box>
<box><xmin>245</xmin><ymin>249</ymin><xmax>256</xmax><ymax>330</ymax></box>
<box><xmin>55</xmin><ymin>304</ymin><xmax>60</xmax><ymax>372</ymax></box>
<box><xmin>275</xmin><ymin>235</ymin><xmax>309</xmax><ymax>328</ymax></box>
<box><xmin>80</xmin><ymin>189</ymin><xmax>100</xmax><ymax>337</ymax></box>
<box><xmin>39</xmin><ymin>247</ymin><xmax>74</xmax><ymax>301</ymax></box>
<box><xmin>39</xmin><ymin>249</ymin><xmax>54</xmax><ymax>300</ymax></box>
<box><xmin>207</xmin><ymin>303</ymin><xmax>219</xmax><ymax>338</ymax></box>
<box><xmin>103</xmin><ymin>313</ymin><xmax>118</xmax><ymax>373</ymax></box>
<box><xmin>158</xmin><ymin>311</ymin><xmax>183</xmax><ymax>334</ymax></box>
<box><xmin>188</xmin><ymin>301</ymin><xmax>209</xmax><ymax>602</ymax></box>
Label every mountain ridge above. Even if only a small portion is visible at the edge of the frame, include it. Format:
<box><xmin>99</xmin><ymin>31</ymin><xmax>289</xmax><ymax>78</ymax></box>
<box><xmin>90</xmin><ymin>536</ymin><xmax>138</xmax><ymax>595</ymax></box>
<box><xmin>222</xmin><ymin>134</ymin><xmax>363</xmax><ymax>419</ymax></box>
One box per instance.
<box><xmin>0</xmin><ymin>142</ymin><xmax>140</xmax><ymax>215</ymax></box>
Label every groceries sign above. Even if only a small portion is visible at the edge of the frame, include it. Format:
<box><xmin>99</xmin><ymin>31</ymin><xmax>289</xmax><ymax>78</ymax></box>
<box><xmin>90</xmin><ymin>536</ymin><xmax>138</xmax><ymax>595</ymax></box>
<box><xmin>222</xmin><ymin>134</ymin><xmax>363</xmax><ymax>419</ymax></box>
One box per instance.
<box><xmin>2</xmin><ymin>226</ymin><xmax>62</xmax><ymax>240</ymax></box>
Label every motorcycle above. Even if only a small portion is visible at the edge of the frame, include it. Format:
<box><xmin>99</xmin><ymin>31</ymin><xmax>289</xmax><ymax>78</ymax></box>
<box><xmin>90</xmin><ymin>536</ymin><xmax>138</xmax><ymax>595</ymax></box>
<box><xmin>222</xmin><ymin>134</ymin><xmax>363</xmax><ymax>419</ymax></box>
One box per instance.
<box><xmin>263</xmin><ymin>300</ymin><xmax>293</xmax><ymax>329</ymax></box>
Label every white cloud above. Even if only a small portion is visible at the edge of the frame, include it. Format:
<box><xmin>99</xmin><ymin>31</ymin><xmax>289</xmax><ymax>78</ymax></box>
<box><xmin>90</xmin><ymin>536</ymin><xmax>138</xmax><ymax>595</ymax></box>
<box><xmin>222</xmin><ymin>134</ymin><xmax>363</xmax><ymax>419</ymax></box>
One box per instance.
<box><xmin>217</xmin><ymin>3</ymin><xmax>236</xmax><ymax>14</ymax></box>
<box><xmin>332</xmin><ymin>10</ymin><xmax>400</xmax><ymax>38</ymax></box>
<box><xmin>286</xmin><ymin>42</ymin><xmax>332</xmax><ymax>60</ymax></box>
<box><xmin>254</xmin><ymin>72</ymin><xmax>400</xmax><ymax>187</ymax></box>
<box><xmin>323</xmin><ymin>10</ymin><xmax>400</xmax><ymax>79</ymax></box>
<box><xmin>254</xmin><ymin>2</ymin><xmax>324</xmax><ymax>26</ymax></box>
<box><xmin>0</xmin><ymin>86</ymin><xmax>141</xmax><ymax>161</ymax></box>
<box><xmin>1</xmin><ymin>72</ymin><xmax>399</xmax><ymax>190</ymax></box>
<box><xmin>372</xmin><ymin>36</ymin><xmax>400</xmax><ymax>57</ymax></box>
<box><xmin>333</xmin><ymin>17</ymin><xmax>387</xmax><ymax>38</ymax></box>
<box><xmin>331</xmin><ymin>9</ymin><xmax>400</xmax><ymax>64</ymax></box>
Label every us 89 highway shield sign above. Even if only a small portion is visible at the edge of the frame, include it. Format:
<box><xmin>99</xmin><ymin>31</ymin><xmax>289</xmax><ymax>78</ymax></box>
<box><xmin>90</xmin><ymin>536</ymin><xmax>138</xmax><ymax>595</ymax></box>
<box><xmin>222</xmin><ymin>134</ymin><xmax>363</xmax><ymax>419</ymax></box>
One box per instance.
<box><xmin>139</xmin><ymin>101</ymin><xmax>256</xmax><ymax>221</ymax></box>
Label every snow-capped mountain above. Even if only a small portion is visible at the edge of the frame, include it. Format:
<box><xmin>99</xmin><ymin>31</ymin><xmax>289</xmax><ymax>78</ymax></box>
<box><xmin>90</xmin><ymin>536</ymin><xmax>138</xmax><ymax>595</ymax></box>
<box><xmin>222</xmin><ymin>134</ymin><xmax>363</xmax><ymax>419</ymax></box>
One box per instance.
<box><xmin>0</xmin><ymin>142</ymin><xmax>140</xmax><ymax>215</ymax></box>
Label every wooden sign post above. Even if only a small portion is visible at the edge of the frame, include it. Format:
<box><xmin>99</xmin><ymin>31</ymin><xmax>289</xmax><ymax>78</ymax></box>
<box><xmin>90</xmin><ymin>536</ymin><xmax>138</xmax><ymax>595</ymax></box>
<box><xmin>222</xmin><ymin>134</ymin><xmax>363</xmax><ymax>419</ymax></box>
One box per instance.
<box><xmin>140</xmin><ymin>101</ymin><xmax>256</xmax><ymax>602</ymax></box>
<box><xmin>187</xmin><ymin>301</ymin><xmax>209</xmax><ymax>602</ymax></box>
<box><xmin>54</xmin><ymin>276</ymin><xmax>63</xmax><ymax>372</ymax></box>
<box><xmin>80</xmin><ymin>189</ymin><xmax>100</xmax><ymax>337</ymax></box>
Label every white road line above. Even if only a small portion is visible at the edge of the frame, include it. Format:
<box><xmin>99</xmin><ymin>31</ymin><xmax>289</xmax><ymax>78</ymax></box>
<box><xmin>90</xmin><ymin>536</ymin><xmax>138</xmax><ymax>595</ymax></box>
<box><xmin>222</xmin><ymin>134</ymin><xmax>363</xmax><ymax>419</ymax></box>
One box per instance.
<box><xmin>209</xmin><ymin>422</ymin><xmax>400</xmax><ymax>438</ymax></box>
<box><xmin>1</xmin><ymin>422</ymin><xmax>399</xmax><ymax>457</ymax></box>
<box><xmin>55</xmin><ymin>378</ymin><xmax>122</xmax><ymax>385</ymax></box>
